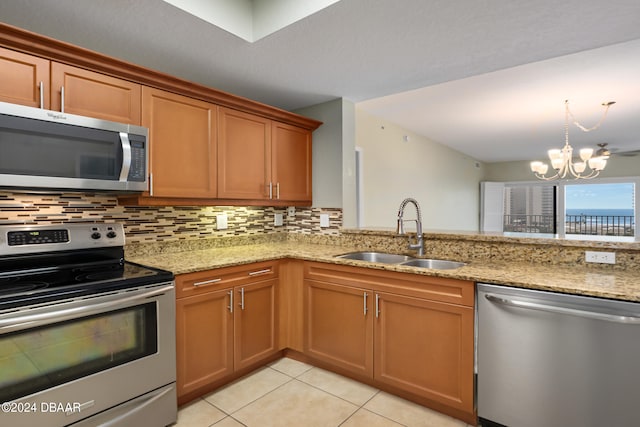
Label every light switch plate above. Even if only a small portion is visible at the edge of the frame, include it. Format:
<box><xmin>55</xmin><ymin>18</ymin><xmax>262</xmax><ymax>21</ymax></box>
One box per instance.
<box><xmin>274</xmin><ymin>213</ymin><xmax>283</xmax><ymax>226</ymax></box>
<box><xmin>320</xmin><ymin>213</ymin><xmax>330</xmax><ymax>228</ymax></box>
<box><xmin>216</xmin><ymin>214</ymin><xmax>228</xmax><ymax>230</ymax></box>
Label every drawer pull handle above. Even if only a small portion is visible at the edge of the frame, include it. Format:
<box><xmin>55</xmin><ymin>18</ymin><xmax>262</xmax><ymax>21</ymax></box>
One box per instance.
<box><xmin>193</xmin><ymin>278</ymin><xmax>222</xmax><ymax>287</ymax></box>
<box><xmin>248</xmin><ymin>269</ymin><xmax>271</xmax><ymax>276</ymax></box>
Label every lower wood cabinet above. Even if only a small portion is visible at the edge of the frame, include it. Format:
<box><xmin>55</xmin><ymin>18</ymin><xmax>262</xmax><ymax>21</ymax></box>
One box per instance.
<box><xmin>374</xmin><ymin>291</ymin><xmax>474</xmax><ymax>414</ymax></box>
<box><xmin>303</xmin><ymin>262</ymin><xmax>475</xmax><ymax>422</ymax></box>
<box><xmin>304</xmin><ymin>279</ymin><xmax>373</xmax><ymax>377</ymax></box>
<box><xmin>175</xmin><ymin>261</ymin><xmax>279</xmax><ymax>402</ymax></box>
<box><xmin>175</xmin><ymin>259</ymin><xmax>474</xmax><ymax>423</ymax></box>
<box><xmin>176</xmin><ymin>287</ymin><xmax>234</xmax><ymax>396</ymax></box>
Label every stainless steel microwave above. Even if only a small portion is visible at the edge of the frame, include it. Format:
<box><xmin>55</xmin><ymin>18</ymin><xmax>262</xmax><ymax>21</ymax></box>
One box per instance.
<box><xmin>0</xmin><ymin>101</ymin><xmax>148</xmax><ymax>192</ymax></box>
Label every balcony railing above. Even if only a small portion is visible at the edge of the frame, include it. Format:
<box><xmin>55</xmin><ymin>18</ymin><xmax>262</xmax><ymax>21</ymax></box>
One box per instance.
<box><xmin>504</xmin><ymin>214</ymin><xmax>635</xmax><ymax>236</ymax></box>
<box><xmin>566</xmin><ymin>214</ymin><xmax>635</xmax><ymax>237</ymax></box>
<box><xmin>503</xmin><ymin>215</ymin><xmax>555</xmax><ymax>233</ymax></box>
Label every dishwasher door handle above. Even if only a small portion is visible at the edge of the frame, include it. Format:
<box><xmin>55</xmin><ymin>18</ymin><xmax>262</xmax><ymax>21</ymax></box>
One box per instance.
<box><xmin>485</xmin><ymin>293</ymin><xmax>640</xmax><ymax>324</ymax></box>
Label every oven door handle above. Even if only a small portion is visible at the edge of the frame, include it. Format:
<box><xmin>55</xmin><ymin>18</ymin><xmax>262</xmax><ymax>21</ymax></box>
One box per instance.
<box><xmin>0</xmin><ymin>284</ymin><xmax>174</xmax><ymax>334</ymax></box>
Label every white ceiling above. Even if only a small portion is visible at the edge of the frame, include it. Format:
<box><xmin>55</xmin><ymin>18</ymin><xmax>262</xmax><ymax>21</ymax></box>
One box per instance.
<box><xmin>1</xmin><ymin>0</ymin><xmax>640</xmax><ymax>163</ymax></box>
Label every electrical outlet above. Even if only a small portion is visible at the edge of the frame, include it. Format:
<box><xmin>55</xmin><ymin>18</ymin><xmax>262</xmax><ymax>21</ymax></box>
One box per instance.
<box><xmin>274</xmin><ymin>213</ymin><xmax>283</xmax><ymax>226</ymax></box>
<box><xmin>585</xmin><ymin>251</ymin><xmax>616</xmax><ymax>264</ymax></box>
<box><xmin>216</xmin><ymin>214</ymin><xmax>228</xmax><ymax>230</ymax></box>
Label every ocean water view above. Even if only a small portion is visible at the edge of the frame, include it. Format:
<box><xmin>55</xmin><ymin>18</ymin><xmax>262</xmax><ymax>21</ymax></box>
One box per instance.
<box><xmin>565</xmin><ymin>209</ymin><xmax>634</xmax><ymax>217</ymax></box>
<box><xmin>565</xmin><ymin>208</ymin><xmax>635</xmax><ymax>236</ymax></box>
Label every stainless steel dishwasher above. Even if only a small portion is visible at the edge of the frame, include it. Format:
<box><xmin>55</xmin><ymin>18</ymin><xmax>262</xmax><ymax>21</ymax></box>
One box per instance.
<box><xmin>477</xmin><ymin>283</ymin><xmax>640</xmax><ymax>427</ymax></box>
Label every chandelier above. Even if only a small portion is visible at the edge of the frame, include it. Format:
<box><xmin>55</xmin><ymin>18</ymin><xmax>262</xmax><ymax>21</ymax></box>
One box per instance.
<box><xmin>530</xmin><ymin>100</ymin><xmax>615</xmax><ymax>180</ymax></box>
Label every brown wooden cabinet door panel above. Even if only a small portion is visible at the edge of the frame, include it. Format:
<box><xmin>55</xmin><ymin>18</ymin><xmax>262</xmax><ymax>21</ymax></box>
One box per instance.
<box><xmin>51</xmin><ymin>62</ymin><xmax>141</xmax><ymax>124</ymax></box>
<box><xmin>143</xmin><ymin>87</ymin><xmax>217</xmax><ymax>198</ymax></box>
<box><xmin>218</xmin><ymin>107</ymin><xmax>271</xmax><ymax>199</ymax></box>
<box><xmin>304</xmin><ymin>279</ymin><xmax>373</xmax><ymax>376</ymax></box>
<box><xmin>176</xmin><ymin>288</ymin><xmax>234</xmax><ymax>398</ymax></box>
<box><xmin>0</xmin><ymin>47</ymin><xmax>49</xmax><ymax>108</ymax></box>
<box><xmin>272</xmin><ymin>122</ymin><xmax>312</xmax><ymax>202</ymax></box>
<box><xmin>234</xmin><ymin>279</ymin><xmax>278</xmax><ymax>370</ymax></box>
<box><xmin>374</xmin><ymin>292</ymin><xmax>474</xmax><ymax>413</ymax></box>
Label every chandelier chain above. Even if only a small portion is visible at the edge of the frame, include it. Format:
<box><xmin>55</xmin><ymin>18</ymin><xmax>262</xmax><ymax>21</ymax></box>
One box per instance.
<box><xmin>566</xmin><ymin>99</ymin><xmax>614</xmax><ymax>132</ymax></box>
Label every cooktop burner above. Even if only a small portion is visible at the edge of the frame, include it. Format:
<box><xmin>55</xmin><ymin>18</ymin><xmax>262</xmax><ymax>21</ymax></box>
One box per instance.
<box><xmin>0</xmin><ymin>223</ymin><xmax>173</xmax><ymax>310</ymax></box>
<box><xmin>0</xmin><ymin>277</ymin><xmax>48</xmax><ymax>294</ymax></box>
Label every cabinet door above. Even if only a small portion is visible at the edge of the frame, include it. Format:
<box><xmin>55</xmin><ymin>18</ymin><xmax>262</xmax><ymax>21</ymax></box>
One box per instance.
<box><xmin>51</xmin><ymin>62</ymin><xmax>141</xmax><ymax>124</ymax></box>
<box><xmin>234</xmin><ymin>279</ymin><xmax>278</xmax><ymax>370</ymax></box>
<box><xmin>217</xmin><ymin>107</ymin><xmax>271</xmax><ymax>199</ymax></box>
<box><xmin>142</xmin><ymin>87</ymin><xmax>217</xmax><ymax>198</ymax></box>
<box><xmin>304</xmin><ymin>279</ymin><xmax>373</xmax><ymax>377</ymax></box>
<box><xmin>271</xmin><ymin>122</ymin><xmax>312</xmax><ymax>202</ymax></box>
<box><xmin>0</xmin><ymin>47</ymin><xmax>49</xmax><ymax>108</ymax></box>
<box><xmin>374</xmin><ymin>292</ymin><xmax>474</xmax><ymax>413</ymax></box>
<box><xmin>176</xmin><ymin>288</ymin><xmax>234</xmax><ymax>399</ymax></box>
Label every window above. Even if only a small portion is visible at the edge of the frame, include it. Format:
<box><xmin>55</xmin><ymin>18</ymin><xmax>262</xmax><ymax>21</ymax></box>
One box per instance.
<box><xmin>481</xmin><ymin>178</ymin><xmax>638</xmax><ymax>241</ymax></box>
<box><xmin>503</xmin><ymin>185</ymin><xmax>556</xmax><ymax>234</ymax></box>
<box><xmin>565</xmin><ymin>183</ymin><xmax>635</xmax><ymax>238</ymax></box>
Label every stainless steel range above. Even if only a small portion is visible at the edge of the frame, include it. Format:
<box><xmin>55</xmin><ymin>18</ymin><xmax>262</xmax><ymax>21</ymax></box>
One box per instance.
<box><xmin>0</xmin><ymin>223</ymin><xmax>176</xmax><ymax>427</ymax></box>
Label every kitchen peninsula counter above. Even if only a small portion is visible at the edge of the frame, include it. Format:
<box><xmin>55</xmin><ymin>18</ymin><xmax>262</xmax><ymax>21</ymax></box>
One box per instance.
<box><xmin>127</xmin><ymin>239</ymin><xmax>640</xmax><ymax>303</ymax></box>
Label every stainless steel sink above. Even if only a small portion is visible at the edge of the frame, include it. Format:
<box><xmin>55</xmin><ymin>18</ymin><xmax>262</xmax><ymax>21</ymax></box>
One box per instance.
<box><xmin>336</xmin><ymin>251</ymin><xmax>414</xmax><ymax>264</ymax></box>
<box><xmin>335</xmin><ymin>251</ymin><xmax>465</xmax><ymax>270</ymax></box>
<box><xmin>399</xmin><ymin>259</ymin><xmax>466</xmax><ymax>270</ymax></box>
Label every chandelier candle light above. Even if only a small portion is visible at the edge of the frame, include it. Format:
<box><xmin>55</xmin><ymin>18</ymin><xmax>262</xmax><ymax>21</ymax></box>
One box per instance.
<box><xmin>530</xmin><ymin>99</ymin><xmax>615</xmax><ymax>180</ymax></box>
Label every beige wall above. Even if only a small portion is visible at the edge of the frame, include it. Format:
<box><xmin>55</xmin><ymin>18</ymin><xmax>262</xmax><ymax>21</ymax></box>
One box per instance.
<box><xmin>485</xmin><ymin>155</ymin><xmax>640</xmax><ymax>182</ymax></box>
<box><xmin>355</xmin><ymin>108</ymin><xmax>484</xmax><ymax>231</ymax></box>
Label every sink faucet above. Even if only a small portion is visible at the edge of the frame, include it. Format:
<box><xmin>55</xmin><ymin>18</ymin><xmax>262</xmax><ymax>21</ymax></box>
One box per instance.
<box><xmin>396</xmin><ymin>198</ymin><xmax>425</xmax><ymax>256</ymax></box>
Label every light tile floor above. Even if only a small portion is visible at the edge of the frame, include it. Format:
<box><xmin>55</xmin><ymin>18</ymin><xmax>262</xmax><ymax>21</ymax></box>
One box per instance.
<box><xmin>174</xmin><ymin>357</ymin><xmax>476</xmax><ymax>427</ymax></box>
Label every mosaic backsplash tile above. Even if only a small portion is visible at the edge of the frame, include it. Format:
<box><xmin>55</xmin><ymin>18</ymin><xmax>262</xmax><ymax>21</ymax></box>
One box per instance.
<box><xmin>0</xmin><ymin>191</ymin><xmax>343</xmax><ymax>244</ymax></box>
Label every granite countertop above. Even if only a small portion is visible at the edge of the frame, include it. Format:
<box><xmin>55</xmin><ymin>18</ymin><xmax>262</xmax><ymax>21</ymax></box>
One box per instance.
<box><xmin>127</xmin><ymin>241</ymin><xmax>640</xmax><ymax>303</ymax></box>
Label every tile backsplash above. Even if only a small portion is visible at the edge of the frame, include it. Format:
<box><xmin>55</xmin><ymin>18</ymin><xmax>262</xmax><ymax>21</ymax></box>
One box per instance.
<box><xmin>0</xmin><ymin>192</ymin><xmax>342</xmax><ymax>243</ymax></box>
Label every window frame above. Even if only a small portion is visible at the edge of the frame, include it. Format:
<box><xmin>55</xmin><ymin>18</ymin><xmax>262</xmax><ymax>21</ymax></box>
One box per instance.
<box><xmin>482</xmin><ymin>177</ymin><xmax>639</xmax><ymax>242</ymax></box>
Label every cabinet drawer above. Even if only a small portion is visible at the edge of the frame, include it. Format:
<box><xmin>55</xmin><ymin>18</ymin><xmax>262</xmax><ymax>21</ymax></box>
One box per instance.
<box><xmin>305</xmin><ymin>261</ymin><xmax>474</xmax><ymax>307</ymax></box>
<box><xmin>176</xmin><ymin>261</ymin><xmax>279</xmax><ymax>299</ymax></box>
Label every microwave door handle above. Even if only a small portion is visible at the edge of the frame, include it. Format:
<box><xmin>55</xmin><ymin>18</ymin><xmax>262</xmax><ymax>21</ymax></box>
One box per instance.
<box><xmin>119</xmin><ymin>132</ymin><xmax>132</xmax><ymax>181</ymax></box>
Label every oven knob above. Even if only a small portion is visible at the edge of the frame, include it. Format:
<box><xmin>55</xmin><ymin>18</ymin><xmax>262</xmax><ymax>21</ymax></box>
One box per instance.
<box><xmin>91</xmin><ymin>232</ymin><xmax>102</xmax><ymax>240</ymax></box>
<box><xmin>107</xmin><ymin>231</ymin><xmax>117</xmax><ymax>239</ymax></box>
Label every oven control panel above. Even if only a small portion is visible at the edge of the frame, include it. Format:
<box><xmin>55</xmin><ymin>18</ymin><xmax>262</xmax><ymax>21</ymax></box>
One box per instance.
<box><xmin>0</xmin><ymin>223</ymin><xmax>125</xmax><ymax>255</ymax></box>
<box><xmin>8</xmin><ymin>229</ymin><xmax>70</xmax><ymax>246</ymax></box>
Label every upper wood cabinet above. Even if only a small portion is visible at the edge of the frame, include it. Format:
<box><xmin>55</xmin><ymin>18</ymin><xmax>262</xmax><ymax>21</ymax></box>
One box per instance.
<box><xmin>0</xmin><ymin>28</ymin><xmax>321</xmax><ymax>206</ymax></box>
<box><xmin>218</xmin><ymin>107</ymin><xmax>312</xmax><ymax>204</ymax></box>
<box><xmin>0</xmin><ymin>46</ymin><xmax>50</xmax><ymax>108</ymax></box>
<box><xmin>272</xmin><ymin>122</ymin><xmax>312</xmax><ymax>202</ymax></box>
<box><xmin>50</xmin><ymin>62</ymin><xmax>141</xmax><ymax>124</ymax></box>
<box><xmin>0</xmin><ymin>48</ymin><xmax>141</xmax><ymax>124</ymax></box>
<box><xmin>142</xmin><ymin>87</ymin><xmax>217</xmax><ymax>199</ymax></box>
<box><xmin>218</xmin><ymin>107</ymin><xmax>272</xmax><ymax>200</ymax></box>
